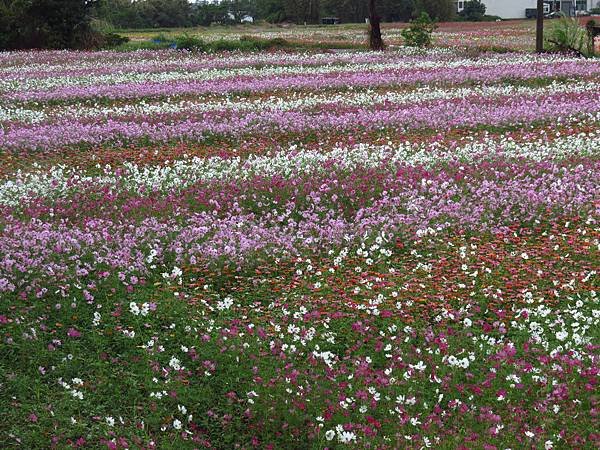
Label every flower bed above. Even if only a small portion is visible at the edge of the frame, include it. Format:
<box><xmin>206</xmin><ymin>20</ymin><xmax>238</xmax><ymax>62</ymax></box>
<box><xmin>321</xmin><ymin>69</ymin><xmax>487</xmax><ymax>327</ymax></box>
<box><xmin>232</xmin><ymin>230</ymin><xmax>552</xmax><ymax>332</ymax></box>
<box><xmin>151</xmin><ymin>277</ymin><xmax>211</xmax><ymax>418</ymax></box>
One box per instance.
<box><xmin>1</xmin><ymin>47</ymin><xmax>599</xmax><ymax>449</ymax></box>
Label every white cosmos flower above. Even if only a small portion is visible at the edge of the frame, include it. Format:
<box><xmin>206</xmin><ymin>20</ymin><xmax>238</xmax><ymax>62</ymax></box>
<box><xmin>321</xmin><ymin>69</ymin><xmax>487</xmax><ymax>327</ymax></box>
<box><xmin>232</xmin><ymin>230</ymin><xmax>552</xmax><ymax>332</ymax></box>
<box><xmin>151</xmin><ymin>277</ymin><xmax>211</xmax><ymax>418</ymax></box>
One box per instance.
<box><xmin>338</xmin><ymin>431</ymin><xmax>357</xmax><ymax>443</ymax></box>
<box><xmin>169</xmin><ymin>356</ymin><xmax>182</xmax><ymax>371</ymax></box>
<box><xmin>556</xmin><ymin>330</ymin><xmax>568</xmax><ymax>341</ymax></box>
<box><xmin>129</xmin><ymin>302</ymin><xmax>140</xmax><ymax>315</ymax></box>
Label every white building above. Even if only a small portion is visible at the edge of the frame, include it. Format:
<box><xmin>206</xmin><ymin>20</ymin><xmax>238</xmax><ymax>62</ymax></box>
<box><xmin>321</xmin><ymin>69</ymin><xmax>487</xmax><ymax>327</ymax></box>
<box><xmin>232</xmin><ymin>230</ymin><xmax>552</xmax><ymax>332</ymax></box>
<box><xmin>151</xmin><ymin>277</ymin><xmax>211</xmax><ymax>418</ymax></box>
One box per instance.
<box><xmin>455</xmin><ymin>0</ymin><xmax>596</xmax><ymax>19</ymax></box>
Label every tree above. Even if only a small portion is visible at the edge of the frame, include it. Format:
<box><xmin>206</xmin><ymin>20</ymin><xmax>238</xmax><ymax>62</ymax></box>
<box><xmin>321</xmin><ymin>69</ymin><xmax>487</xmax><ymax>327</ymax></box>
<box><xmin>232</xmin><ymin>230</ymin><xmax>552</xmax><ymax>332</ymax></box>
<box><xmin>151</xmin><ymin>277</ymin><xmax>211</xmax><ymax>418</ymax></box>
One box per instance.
<box><xmin>95</xmin><ymin>0</ymin><xmax>141</xmax><ymax>28</ymax></box>
<box><xmin>281</xmin><ymin>0</ymin><xmax>320</xmax><ymax>24</ymax></box>
<box><xmin>256</xmin><ymin>0</ymin><xmax>288</xmax><ymax>22</ymax></box>
<box><xmin>135</xmin><ymin>0</ymin><xmax>193</xmax><ymax>28</ymax></box>
<box><xmin>536</xmin><ymin>0</ymin><xmax>543</xmax><ymax>53</ymax></box>
<box><xmin>0</xmin><ymin>0</ymin><xmax>20</xmax><ymax>49</ymax></box>
<box><xmin>368</xmin><ymin>0</ymin><xmax>384</xmax><ymax>50</ymax></box>
<box><xmin>220</xmin><ymin>0</ymin><xmax>258</xmax><ymax>23</ymax></box>
<box><xmin>321</xmin><ymin>0</ymin><xmax>414</xmax><ymax>24</ymax></box>
<box><xmin>321</xmin><ymin>0</ymin><xmax>368</xmax><ymax>23</ymax></box>
<box><xmin>416</xmin><ymin>0</ymin><xmax>454</xmax><ymax>21</ymax></box>
<box><xmin>401</xmin><ymin>11</ymin><xmax>437</xmax><ymax>47</ymax></box>
<box><xmin>1</xmin><ymin>0</ymin><xmax>99</xmax><ymax>49</ymax></box>
<box><xmin>459</xmin><ymin>0</ymin><xmax>486</xmax><ymax>21</ymax></box>
<box><xmin>195</xmin><ymin>2</ymin><xmax>231</xmax><ymax>26</ymax></box>
<box><xmin>380</xmin><ymin>0</ymin><xmax>414</xmax><ymax>22</ymax></box>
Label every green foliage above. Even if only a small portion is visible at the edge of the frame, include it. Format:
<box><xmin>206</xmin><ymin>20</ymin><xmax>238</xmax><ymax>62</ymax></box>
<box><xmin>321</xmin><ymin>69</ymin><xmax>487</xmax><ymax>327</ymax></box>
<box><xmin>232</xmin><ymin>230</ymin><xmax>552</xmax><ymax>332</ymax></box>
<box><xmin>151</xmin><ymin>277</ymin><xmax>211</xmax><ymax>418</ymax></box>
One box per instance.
<box><xmin>151</xmin><ymin>33</ymin><xmax>171</xmax><ymax>43</ymax></box>
<box><xmin>174</xmin><ymin>34</ymin><xmax>207</xmax><ymax>51</ymax></box>
<box><xmin>129</xmin><ymin>0</ymin><xmax>194</xmax><ymax>28</ymax></box>
<box><xmin>480</xmin><ymin>15</ymin><xmax>501</xmax><ymax>21</ymax></box>
<box><xmin>93</xmin><ymin>0</ymin><xmax>144</xmax><ymax>29</ymax></box>
<box><xmin>545</xmin><ymin>16</ymin><xmax>594</xmax><ymax>57</ymax></box>
<box><xmin>239</xmin><ymin>35</ymin><xmax>290</xmax><ymax>48</ymax></box>
<box><xmin>114</xmin><ymin>34</ymin><xmax>292</xmax><ymax>52</ymax></box>
<box><xmin>94</xmin><ymin>0</ymin><xmax>255</xmax><ymax>28</ymax></box>
<box><xmin>586</xmin><ymin>18</ymin><xmax>599</xmax><ymax>47</ymax></box>
<box><xmin>321</xmin><ymin>0</ymin><xmax>419</xmax><ymax>24</ymax></box>
<box><xmin>0</xmin><ymin>0</ymin><xmax>19</xmax><ymax>49</ymax></box>
<box><xmin>455</xmin><ymin>14</ymin><xmax>501</xmax><ymax>22</ymax></box>
<box><xmin>400</xmin><ymin>11</ymin><xmax>437</xmax><ymax>47</ymax></box>
<box><xmin>459</xmin><ymin>0</ymin><xmax>486</xmax><ymax>21</ymax></box>
<box><xmin>112</xmin><ymin>40</ymin><xmax>172</xmax><ymax>51</ymax></box>
<box><xmin>202</xmin><ymin>35</ymin><xmax>290</xmax><ymax>52</ymax></box>
<box><xmin>100</xmin><ymin>32</ymin><xmax>130</xmax><ymax>48</ymax></box>
<box><xmin>195</xmin><ymin>1</ymin><xmax>235</xmax><ymax>26</ymax></box>
<box><xmin>256</xmin><ymin>0</ymin><xmax>289</xmax><ymax>22</ymax></box>
<box><xmin>324</xmin><ymin>0</ymin><xmax>453</xmax><ymax>24</ymax></box>
<box><xmin>0</xmin><ymin>0</ymin><xmax>100</xmax><ymax>50</ymax></box>
<box><xmin>415</xmin><ymin>0</ymin><xmax>455</xmax><ymax>22</ymax></box>
<box><xmin>92</xmin><ymin>0</ymin><xmax>454</xmax><ymax>29</ymax></box>
<box><xmin>223</xmin><ymin>0</ymin><xmax>258</xmax><ymax>23</ymax></box>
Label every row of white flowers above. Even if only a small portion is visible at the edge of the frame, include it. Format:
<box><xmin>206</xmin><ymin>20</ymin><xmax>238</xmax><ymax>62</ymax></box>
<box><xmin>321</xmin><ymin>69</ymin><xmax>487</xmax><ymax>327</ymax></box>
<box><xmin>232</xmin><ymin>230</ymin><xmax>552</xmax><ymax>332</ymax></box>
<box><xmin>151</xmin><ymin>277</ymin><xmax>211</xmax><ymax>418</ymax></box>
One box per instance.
<box><xmin>2</xmin><ymin>124</ymin><xmax>598</xmax><ymax>207</ymax></box>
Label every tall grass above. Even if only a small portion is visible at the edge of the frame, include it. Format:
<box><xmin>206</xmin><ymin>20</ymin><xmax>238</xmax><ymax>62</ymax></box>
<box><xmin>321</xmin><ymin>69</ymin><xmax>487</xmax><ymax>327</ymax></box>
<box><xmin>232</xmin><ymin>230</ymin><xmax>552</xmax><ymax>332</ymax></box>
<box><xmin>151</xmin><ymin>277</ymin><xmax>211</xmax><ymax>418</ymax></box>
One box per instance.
<box><xmin>545</xmin><ymin>16</ymin><xmax>594</xmax><ymax>57</ymax></box>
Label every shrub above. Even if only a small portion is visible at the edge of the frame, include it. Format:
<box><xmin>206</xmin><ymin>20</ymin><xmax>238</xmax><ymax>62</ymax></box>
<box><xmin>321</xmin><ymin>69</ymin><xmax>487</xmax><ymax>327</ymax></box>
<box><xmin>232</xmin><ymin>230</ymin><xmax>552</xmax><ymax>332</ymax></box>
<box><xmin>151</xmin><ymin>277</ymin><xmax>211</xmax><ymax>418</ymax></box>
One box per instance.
<box><xmin>113</xmin><ymin>35</ymin><xmax>294</xmax><ymax>53</ymax></box>
<box><xmin>239</xmin><ymin>36</ymin><xmax>290</xmax><ymax>50</ymax></box>
<box><xmin>459</xmin><ymin>0</ymin><xmax>487</xmax><ymax>22</ymax></box>
<box><xmin>204</xmin><ymin>36</ymin><xmax>291</xmax><ymax>53</ymax></box>
<box><xmin>416</xmin><ymin>0</ymin><xmax>455</xmax><ymax>22</ymax></box>
<box><xmin>101</xmin><ymin>32</ymin><xmax>130</xmax><ymax>48</ymax></box>
<box><xmin>174</xmin><ymin>34</ymin><xmax>207</xmax><ymax>51</ymax></box>
<box><xmin>208</xmin><ymin>38</ymin><xmax>252</xmax><ymax>52</ymax></box>
<box><xmin>481</xmin><ymin>15</ymin><xmax>502</xmax><ymax>22</ymax></box>
<box><xmin>401</xmin><ymin>12</ymin><xmax>437</xmax><ymax>48</ymax></box>
<box><xmin>545</xmin><ymin>16</ymin><xmax>594</xmax><ymax>57</ymax></box>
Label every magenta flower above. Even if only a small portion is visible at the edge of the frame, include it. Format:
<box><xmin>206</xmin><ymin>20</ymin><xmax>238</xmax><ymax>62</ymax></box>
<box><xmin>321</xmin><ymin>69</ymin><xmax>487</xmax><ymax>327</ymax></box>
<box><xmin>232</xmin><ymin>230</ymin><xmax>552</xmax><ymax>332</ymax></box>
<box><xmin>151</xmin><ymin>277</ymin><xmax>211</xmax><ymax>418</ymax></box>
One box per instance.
<box><xmin>67</xmin><ymin>328</ymin><xmax>82</xmax><ymax>338</ymax></box>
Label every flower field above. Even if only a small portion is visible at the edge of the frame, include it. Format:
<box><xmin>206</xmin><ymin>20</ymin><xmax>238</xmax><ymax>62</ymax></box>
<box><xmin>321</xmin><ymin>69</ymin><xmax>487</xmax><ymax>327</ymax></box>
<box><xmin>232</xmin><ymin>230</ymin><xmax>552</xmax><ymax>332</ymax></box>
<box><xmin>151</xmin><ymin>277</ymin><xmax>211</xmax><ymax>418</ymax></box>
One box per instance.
<box><xmin>1</xmin><ymin>45</ymin><xmax>599</xmax><ymax>449</ymax></box>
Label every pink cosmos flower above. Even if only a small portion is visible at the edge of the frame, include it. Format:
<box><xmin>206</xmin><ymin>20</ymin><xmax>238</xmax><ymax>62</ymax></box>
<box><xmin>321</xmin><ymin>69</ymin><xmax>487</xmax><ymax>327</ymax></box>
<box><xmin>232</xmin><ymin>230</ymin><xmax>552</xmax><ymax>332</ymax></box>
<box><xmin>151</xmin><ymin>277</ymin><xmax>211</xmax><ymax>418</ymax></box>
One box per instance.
<box><xmin>67</xmin><ymin>328</ymin><xmax>82</xmax><ymax>338</ymax></box>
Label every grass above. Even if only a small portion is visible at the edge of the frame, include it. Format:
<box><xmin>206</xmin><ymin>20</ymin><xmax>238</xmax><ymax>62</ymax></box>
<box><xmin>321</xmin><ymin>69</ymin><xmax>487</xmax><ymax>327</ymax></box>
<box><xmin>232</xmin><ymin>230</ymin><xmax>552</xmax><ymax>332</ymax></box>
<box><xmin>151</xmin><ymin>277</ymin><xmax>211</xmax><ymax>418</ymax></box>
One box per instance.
<box><xmin>110</xmin><ymin>35</ymin><xmax>365</xmax><ymax>52</ymax></box>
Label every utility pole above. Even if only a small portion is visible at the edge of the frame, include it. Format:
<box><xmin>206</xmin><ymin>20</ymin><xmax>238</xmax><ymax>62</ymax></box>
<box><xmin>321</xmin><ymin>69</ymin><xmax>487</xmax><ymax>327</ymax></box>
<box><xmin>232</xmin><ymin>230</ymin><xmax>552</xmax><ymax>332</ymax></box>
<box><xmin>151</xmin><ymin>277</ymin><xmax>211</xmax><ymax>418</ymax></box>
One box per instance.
<box><xmin>368</xmin><ymin>0</ymin><xmax>384</xmax><ymax>50</ymax></box>
<box><xmin>536</xmin><ymin>0</ymin><xmax>544</xmax><ymax>53</ymax></box>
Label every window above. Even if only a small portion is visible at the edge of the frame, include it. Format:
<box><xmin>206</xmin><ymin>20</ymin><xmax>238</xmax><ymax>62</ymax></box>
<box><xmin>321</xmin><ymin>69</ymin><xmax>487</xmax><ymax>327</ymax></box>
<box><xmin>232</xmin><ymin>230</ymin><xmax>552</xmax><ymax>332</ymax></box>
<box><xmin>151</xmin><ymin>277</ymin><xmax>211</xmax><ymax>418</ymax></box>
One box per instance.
<box><xmin>576</xmin><ymin>0</ymin><xmax>587</xmax><ymax>10</ymax></box>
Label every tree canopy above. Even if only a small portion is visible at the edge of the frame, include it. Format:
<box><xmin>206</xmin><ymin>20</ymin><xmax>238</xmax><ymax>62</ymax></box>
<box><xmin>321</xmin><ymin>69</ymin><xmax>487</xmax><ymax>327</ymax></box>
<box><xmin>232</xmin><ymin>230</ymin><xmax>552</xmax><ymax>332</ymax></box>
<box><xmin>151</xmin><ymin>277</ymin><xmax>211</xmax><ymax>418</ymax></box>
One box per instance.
<box><xmin>93</xmin><ymin>0</ymin><xmax>455</xmax><ymax>28</ymax></box>
<box><xmin>0</xmin><ymin>0</ymin><xmax>456</xmax><ymax>49</ymax></box>
<box><xmin>1</xmin><ymin>0</ymin><xmax>98</xmax><ymax>49</ymax></box>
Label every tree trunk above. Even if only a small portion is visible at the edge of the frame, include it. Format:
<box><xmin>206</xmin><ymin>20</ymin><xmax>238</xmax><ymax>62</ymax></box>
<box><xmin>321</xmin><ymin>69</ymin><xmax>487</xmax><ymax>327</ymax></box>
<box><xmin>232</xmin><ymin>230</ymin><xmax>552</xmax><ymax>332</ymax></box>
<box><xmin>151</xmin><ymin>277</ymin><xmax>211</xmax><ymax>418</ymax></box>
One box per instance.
<box><xmin>368</xmin><ymin>0</ymin><xmax>384</xmax><ymax>51</ymax></box>
<box><xmin>536</xmin><ymin>0</ymin><xmax>544</xmax><ymax>53</ymax></box>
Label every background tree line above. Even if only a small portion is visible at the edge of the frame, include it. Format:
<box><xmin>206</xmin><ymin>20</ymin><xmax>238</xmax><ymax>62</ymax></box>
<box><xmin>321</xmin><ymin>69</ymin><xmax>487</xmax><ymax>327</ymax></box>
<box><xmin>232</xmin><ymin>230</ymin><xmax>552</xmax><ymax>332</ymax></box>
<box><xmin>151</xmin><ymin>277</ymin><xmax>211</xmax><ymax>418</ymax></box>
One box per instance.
<box><xmin>93</xmin><ymin>0</ymin><xmax>456</xmax><ymax>29</ymax></box>
<box><xmin>0</xmin><ymin>0</ymin><xmax>456</xmax><ymax>50</ymax></box>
